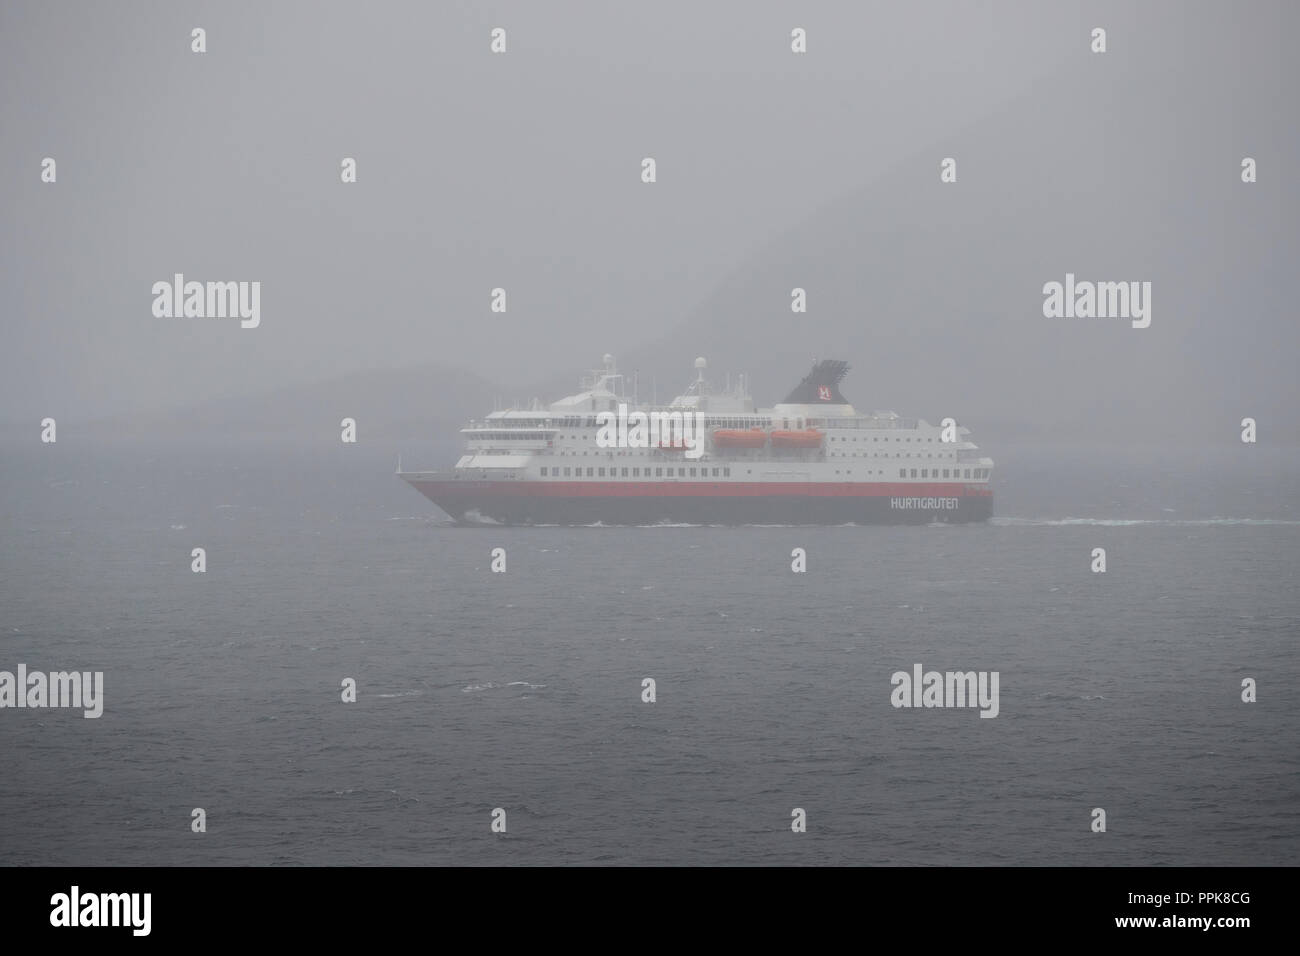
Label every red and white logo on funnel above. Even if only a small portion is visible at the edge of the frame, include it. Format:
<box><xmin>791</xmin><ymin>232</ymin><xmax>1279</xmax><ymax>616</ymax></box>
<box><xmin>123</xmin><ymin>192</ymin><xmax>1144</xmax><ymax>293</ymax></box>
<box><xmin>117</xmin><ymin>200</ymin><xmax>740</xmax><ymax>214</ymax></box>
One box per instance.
<box><xmin>818</xmin><ymin>386</ymin><xmax>831</xmax><ymax>401</ymax></box>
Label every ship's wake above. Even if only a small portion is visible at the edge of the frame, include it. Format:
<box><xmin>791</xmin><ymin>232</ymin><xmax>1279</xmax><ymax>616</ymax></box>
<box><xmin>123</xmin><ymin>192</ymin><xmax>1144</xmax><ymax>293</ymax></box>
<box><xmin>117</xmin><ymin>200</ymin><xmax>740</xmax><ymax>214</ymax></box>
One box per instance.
<box><xmin>460</xmin><ymin>510</ymin><xmax>503</xmax><ymax>525</ymax></box>
<box><xmin>993</xmin><ymin>517</ymin><xmax>1300</xmax><ymax>527</ymax></box>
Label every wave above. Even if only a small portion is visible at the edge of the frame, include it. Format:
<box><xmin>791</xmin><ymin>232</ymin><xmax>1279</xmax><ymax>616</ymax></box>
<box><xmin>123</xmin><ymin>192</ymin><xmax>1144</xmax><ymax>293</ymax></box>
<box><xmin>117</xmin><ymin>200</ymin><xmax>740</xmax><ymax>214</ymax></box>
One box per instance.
<box><xmin>992</xmin><ymin>517</ymin><xmax>1300</xmax><ymax>527</ymax></box>
<box><xmin>462</xmin><ymin>681</ymin><xmax>546</xmax><ymax>693</ymax></box>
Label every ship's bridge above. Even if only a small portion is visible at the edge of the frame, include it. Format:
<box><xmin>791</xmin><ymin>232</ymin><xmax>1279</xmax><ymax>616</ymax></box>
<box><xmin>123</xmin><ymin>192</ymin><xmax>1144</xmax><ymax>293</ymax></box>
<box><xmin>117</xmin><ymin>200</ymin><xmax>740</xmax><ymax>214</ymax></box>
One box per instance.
<box><xmin>546</xmin><ymin>353</ymin><xmax>627</xmax><ymax>414</ymax></box>
<box><xmin>667</xmin><ymin>356</ymin><xmax>756</xmax><ymax>413</ymax></box>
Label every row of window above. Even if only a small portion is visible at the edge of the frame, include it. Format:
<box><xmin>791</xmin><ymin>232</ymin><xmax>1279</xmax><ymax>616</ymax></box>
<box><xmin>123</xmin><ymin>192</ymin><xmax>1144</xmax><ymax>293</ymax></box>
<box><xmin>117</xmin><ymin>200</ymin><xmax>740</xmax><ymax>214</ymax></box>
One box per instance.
<box><xmin>897</xmin><ymin>468</ymin><xmax>991</xmax><ymax>479</ymax></box>
<box><xmin>485</xmin><ymin>446</ymin><xmax>971</xmax><ymax>464</ymax></box>
<box><xmin>533</xmin><ymin>465</ymin><xmax>990</xmax><ymax>480</ymax></box>
<box><xmin>704</xmin><ymin>418</ymin><xmax>773</xmax><ymax>429</ymax></box>
<box><xmin>540</xmin><ymin>466</ymin><xmax>733</xmax><ymax>478</ymax></box>
<box><xmin>475</xmin><ymin>431</ymin><xmax>960</xmax><ymax>444</ymax></box>
<box><xmin>830</xmin><ymin>452</ymin><xmax>955</xmax><ymax>459</ymax></box>
<box><xmin>469</xmin><ymin>432</ymin><xmax>551</xmax><ymax>441</ymax></box>
<box><xmin>480</xmin><ymin>416</ymin><xmax>780</xmax><ymax>430</ymax></box>
<box><xmin>830</xmin><ymin>435</ymin><xmax>946</xmax><ymax>442</ymax></box>
<box><xmin>476</xmin><ymin>417</ymin><xmax>950</xmax><ymax>432</ymax></box>
<box><xmin>473</xmin><ymin>421</ymin><xmax>564</xmax><ymax>431</ymax></box>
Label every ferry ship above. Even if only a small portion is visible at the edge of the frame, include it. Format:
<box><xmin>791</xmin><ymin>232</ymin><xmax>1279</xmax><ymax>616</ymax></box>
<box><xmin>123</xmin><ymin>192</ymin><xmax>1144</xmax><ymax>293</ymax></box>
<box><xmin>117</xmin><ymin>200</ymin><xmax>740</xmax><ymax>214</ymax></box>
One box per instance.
<box><xmin>399</xmin><ymin>356</ymin><xmax>994</xmax><ymax>525</ymax></box>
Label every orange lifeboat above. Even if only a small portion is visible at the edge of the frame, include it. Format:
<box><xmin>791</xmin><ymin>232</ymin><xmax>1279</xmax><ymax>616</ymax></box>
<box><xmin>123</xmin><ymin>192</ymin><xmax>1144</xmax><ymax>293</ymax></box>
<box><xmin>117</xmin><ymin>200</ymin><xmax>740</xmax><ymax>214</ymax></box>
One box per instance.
<box><xmin>770</xmin><ymin>429</ymin><xmax>823</xmax><ymax>448</ymax></box>
<box><xmin>712</xmin><ymin>428</ymin><xmax>768</xmax><ymax>448</ymax></box>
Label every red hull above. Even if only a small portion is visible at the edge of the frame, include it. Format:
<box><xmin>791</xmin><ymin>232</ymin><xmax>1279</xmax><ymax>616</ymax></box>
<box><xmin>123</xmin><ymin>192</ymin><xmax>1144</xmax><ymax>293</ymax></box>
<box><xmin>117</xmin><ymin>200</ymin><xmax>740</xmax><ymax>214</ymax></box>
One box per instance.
<box><xmin>401</xmin><ymin>476</ymin><xmax>993</xmax><ymax>525</ymax></box>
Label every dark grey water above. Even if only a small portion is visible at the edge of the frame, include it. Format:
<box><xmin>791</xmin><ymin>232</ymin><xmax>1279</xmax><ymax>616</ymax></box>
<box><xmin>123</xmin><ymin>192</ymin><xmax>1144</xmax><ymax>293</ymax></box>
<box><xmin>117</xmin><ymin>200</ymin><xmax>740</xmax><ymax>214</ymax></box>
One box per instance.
<box><xmin>2</xmin><ymin>438</ymin><xmax>1298</xmax><ymax>865</ymax></box>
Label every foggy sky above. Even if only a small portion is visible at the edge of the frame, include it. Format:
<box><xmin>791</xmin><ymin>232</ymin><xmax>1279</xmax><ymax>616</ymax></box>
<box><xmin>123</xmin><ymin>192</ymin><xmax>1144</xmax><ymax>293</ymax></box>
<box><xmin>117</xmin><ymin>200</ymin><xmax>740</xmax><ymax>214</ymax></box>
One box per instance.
<box><xmin>2</xmin><ymin>1</ymin><xmax>1297</xmax><ymax>443</ymax></box>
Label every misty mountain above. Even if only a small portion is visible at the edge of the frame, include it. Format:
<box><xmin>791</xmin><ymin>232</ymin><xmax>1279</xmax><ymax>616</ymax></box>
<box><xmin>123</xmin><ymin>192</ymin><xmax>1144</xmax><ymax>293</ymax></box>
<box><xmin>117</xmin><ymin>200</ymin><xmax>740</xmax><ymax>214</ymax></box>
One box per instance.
<box><xmin>618</xmin><ymin>16</ymin><xmax>1299</xmax><ymax>446</ymax></box>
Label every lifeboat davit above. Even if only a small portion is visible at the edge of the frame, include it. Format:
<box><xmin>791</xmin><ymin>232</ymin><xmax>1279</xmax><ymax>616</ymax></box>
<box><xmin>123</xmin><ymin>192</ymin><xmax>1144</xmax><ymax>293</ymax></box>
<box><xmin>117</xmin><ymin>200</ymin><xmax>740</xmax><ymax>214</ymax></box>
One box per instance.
<box><xmin>712</xmin><ymin>428</ymin><xmax>768</xmax><ymax>448</ymax></box>
<box><xmin>770</xmin><ymin>429</ymin><xmax>823</xmax><ymax>448</ymax></box>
